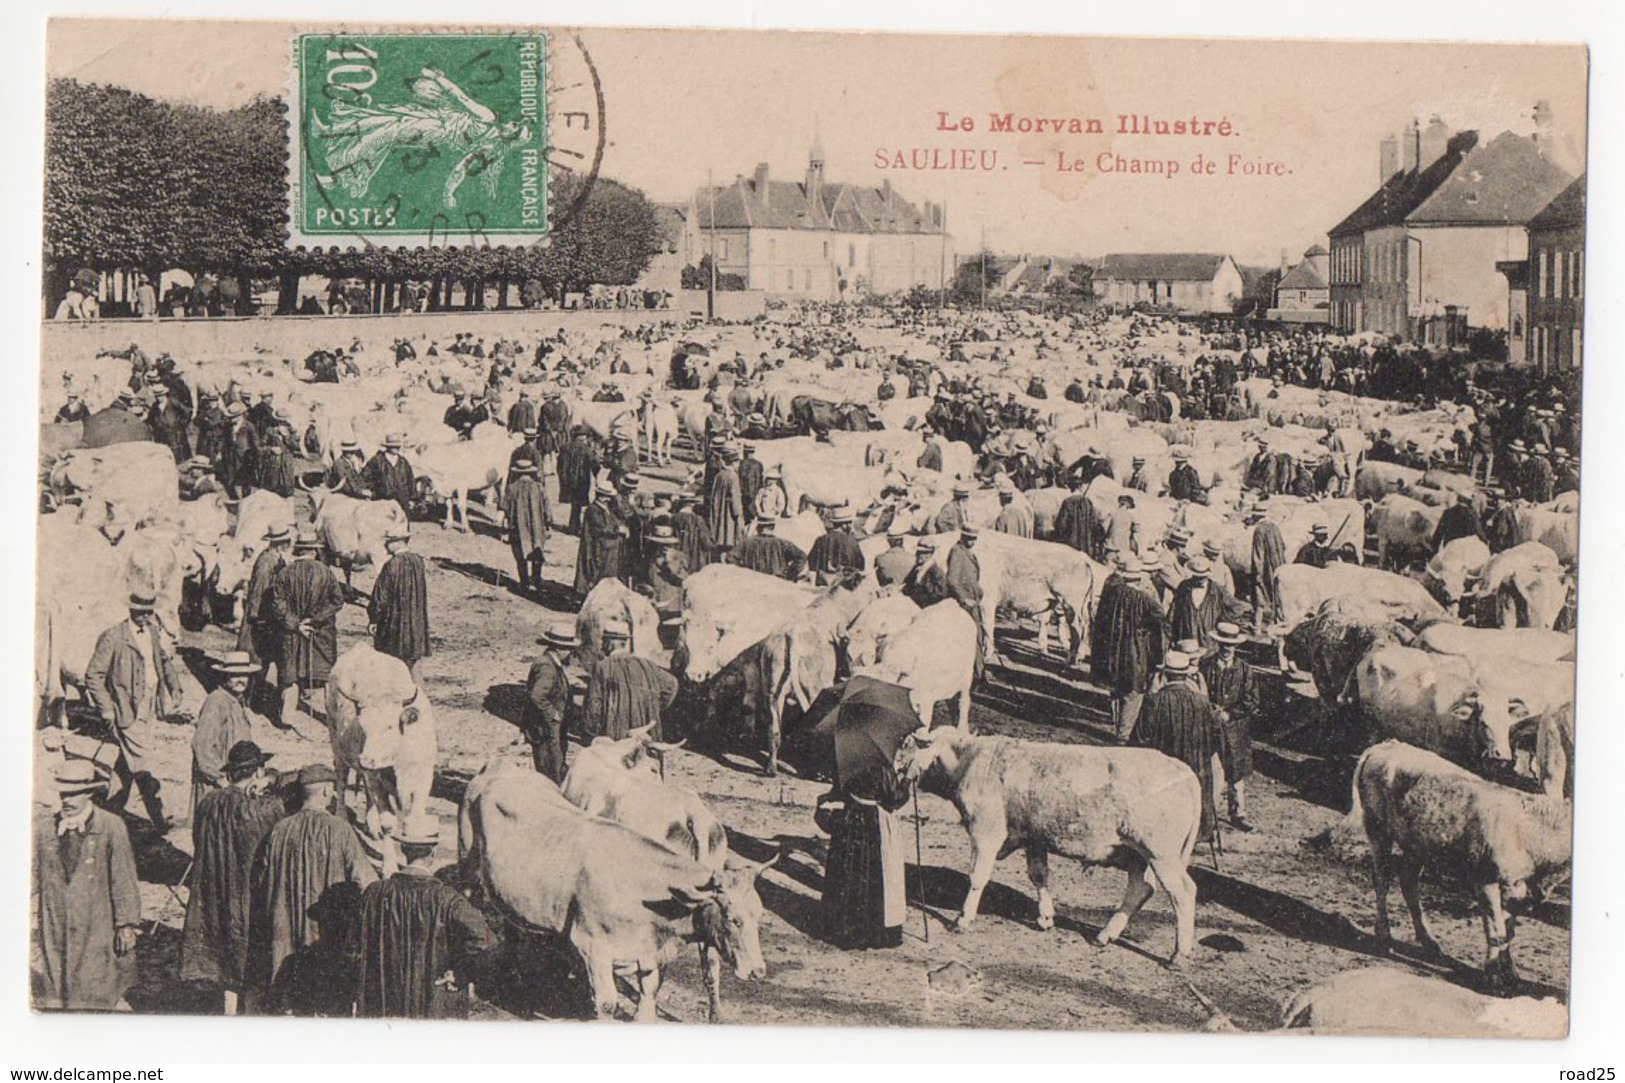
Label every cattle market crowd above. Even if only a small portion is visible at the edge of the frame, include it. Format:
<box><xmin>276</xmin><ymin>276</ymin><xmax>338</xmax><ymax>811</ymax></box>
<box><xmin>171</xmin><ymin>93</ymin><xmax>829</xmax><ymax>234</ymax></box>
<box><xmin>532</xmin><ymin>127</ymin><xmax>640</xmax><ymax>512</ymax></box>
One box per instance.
<box><xmin>33</xmin><ymin>302</ymin><xmax>1577</xmax><ymax>1034</ymax></box>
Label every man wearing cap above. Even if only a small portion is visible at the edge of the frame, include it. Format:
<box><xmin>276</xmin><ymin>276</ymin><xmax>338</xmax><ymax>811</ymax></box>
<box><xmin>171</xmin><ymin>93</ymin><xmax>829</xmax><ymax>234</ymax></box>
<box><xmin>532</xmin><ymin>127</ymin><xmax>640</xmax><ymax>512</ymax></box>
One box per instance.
<box><xmin>728</xmin><ymin>378</ymin><xmax>756</xmax><ymax>418</ymax></box>
<box><xmin>993</xmin><ymin>482</ymin><xmax>1034</xmax><ymax>539</ymax></box>
<box><xmin>1130</xmin><ymin>651</ymin><xmax>1218</xmax><ymax>839</ymax></box>
<box><xmin>501</xmin><ymin>456</ymin><xmax>550</xmax><ymax>596</ymax></box>
<box><xmin>808</xmin><ymin>506</ymin><xmax>867</xmax><ymax>585</ymax></box>
<box><xmin>181</xmin><ymin>741</ymin><xmax>284</xmax><ymax>1015</ymax></box>
<box><xmin>443</xmin><ymin>391</ymin><xmax>488</xmax><ymax>441</ymax></box>
<box><xmin>583</xmin><ymin>622</ymin><xmax>679</xmax><ymax>742</ymax></box>
<box><xmin>1090</xmin><ymin>556</ymin><xmax>1169</xmax><ymax>742</ymax></box>
<box><xmin>523</xmin><ymin>622</ymin><xmax>585</xmax><ymax>781</ymax></box>
<box><xmin>363</xmin><ymin>434</ymin><xmax>416</xmax><ymax>517</ymax></box>
<box><xmin>325</xmin><ymin>439</ymin><xmax>370</xmax><ymax>498</ymax></box>
<box><xmin>370</xmin><ymin>526</ymin><xmax>431</xmax><ymax>680</ymax></box>
<box><xmin>85</xmin><ymin>591</ymin><xmax>186</xmax><ymax>830</ymax></box>
<box><xmin>556</xmin><ymin>427</ymin><xmax>599</xmax><ymax>534</ymax></box>
<box><xmin>32</xmin><ymin>761</ymin><xmax>141</xmax><ymax>1011</ymax></box>
<box><xmin>1052</xmin><ymin>473</ymin><xmax>1104</xmax><ymax>561</ymax></box>
<box><xmin>900</xmin><ymin>538</ymin><xmax>947</xmax><ymax>608</ymax></box>
<box><xmin>737</xmin><ymin>442</ymin><xmax>766</xmax><ymax>519</ymax></box>
<box><xmin>708</xmin><ymin>445</ymin><xmax>746</xmax><ymax>556</ymax></box>
<box><xmin>932</xmin><ymin>484</ymin><xmax>972</xmax><ymax>534</ymax></box>
<box><xmin>191</xmin><ymin>651</ymin><xmax>261</xmax><ymax>820</ymax></box>
<box><xmin>1166</xmin><ymin>447</ymin><xmax>1207</xmax><ymax>504</ymax></box>
<box><xmin>253</xmin><ymin>763</ymin><xmax>376</xmax><ymax>1004</ymax></box>
<box><xmin>268</xmin><ymin>530</ymin><xmax>346</xmax><ymax>730</ymax></box>
<box><xmin>506</xmin><ymin>387</ymin><xmax>538</xmax><ymax>435</ymax></box>
<box><xmin>1199</xmin><ymin>622</ymin><xmax>1259</xmax><ymax>832</ymax></box>
<box><xmin>753</xmin><ymin>465</ymin><xmax>790</xmax><ymax>521</ymax></box>
<box><xmin>731</xmin><ymin>516</ymin><xmax>808</xmax><ymax>581</ymax></box>
<box><xmin>356</xmin><ymin>814</ymin><xmax>499</xmax><ymax>1019</ymax></box>
<box><xmin>1123</xmin><ymin>455</ymin><xmax>1152</xmax><ymax>494</ymax></box>
<box><xmin>238</xmin><ymin>524</ymin><xmax>293</xmax><ymax>708</ymax></box>
<box><xmin>146</xmin><ymin>382</ymin><xmax>193</xmax><ymax>463</ymax></box>
<box><xmin>574</xmin><ymin>480</ymin><xmax>629</xmax><ymax>602</ymax></box>
<box><xmin>874</xmin><ymin>525</ymin><xmax>914</xmax><ymax>589</ymax></box>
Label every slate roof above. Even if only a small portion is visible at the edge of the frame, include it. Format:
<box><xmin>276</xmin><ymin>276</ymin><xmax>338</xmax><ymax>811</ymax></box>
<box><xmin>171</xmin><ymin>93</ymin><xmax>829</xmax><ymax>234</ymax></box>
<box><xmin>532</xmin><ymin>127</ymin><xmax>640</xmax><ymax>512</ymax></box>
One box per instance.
<box><xmin>1095</xmin><ymin>253</ymin><xmax>1233</xmax><ymax>282</ymax></box>
<box><xmin>1406</xmin><ymin>131</ymin><xmax>1573</xmax><ymax>226</ymax></box>
<box><xmin>694</xmin><ymin>174</ymin><xmax>941</xmax><ymax>234</ymax></box>
<box><xmin>1328</xmin><ymin>131</ymin><xmax>1478</xmax><ymax>237</ymax></box>
<box><xmin>1526</xmin><ymin>173</ymin><xmax>1587</xmax><ymax>234</ymax></box>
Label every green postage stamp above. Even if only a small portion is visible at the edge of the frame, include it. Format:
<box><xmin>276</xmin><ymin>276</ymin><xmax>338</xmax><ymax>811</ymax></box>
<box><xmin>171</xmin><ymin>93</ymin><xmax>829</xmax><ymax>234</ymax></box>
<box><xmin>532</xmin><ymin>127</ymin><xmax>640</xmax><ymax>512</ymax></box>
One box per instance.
<box><xmin>290</xmin><ymin>30</ymin><xmax>552</xmax><ymax>247</ymax></box>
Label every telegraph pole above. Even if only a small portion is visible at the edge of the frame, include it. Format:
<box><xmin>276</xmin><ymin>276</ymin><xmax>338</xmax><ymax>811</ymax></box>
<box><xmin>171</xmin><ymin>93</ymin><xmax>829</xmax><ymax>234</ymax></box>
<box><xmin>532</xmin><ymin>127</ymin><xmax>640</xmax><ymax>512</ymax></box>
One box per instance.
<box><xmin>980</xmin><ymin>224</ymin><xmax>987</xmax><ymax>310</ymax></box>
<box><xmin>938</xmin><ymin>199</ymin><xmax>948</xmax><ymax>311</ymax></box>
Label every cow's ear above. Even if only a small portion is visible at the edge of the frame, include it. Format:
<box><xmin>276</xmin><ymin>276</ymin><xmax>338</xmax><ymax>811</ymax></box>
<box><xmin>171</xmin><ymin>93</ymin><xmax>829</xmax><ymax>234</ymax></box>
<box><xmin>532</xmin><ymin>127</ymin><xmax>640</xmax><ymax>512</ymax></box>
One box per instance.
<box><xmin>669</xmin><ymin>876</ymin><xmax>721</xmax><ymax>906</ymax></box>
<box><xmin>400</xmin><ymin>706</ymin><xmax>420</xmax><ymax>728</ymax></box>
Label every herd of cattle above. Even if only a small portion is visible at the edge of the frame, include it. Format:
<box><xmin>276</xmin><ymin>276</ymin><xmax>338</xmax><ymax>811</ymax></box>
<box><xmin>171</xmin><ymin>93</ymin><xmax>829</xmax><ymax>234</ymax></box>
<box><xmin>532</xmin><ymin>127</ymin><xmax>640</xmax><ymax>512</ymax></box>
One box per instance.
<box><xmin>35</xmin><ymin>305</ymin><xmax>1578</xmax><ymax>1033</ymax></box>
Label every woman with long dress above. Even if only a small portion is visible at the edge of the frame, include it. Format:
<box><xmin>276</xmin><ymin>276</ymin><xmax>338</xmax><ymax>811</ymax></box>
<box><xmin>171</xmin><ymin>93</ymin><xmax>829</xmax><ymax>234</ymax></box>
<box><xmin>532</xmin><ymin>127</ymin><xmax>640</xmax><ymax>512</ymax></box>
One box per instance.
<box><xmin>816</xmin><ymin>762</ymin><xmax>911</xmax><ymax>950</ymax></box>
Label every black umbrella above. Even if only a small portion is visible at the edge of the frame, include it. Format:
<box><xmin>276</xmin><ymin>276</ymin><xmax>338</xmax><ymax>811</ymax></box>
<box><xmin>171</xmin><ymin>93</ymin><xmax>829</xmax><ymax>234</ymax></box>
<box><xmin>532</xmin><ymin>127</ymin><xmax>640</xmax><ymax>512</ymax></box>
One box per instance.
<box><xmin>809</xmin><ymin>675</ymin><xmax>921</xmax><ymax>791</ymax></box>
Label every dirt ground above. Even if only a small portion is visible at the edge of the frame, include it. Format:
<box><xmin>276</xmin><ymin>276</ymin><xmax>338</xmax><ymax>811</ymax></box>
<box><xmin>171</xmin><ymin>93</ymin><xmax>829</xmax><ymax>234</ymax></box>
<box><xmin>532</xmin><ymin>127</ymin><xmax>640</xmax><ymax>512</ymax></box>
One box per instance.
<box><xmin>33</xmin><ymin>447</ymin><xmax>1570</xmax><ymax>1033</ymax></box>
<box><xmin>31</xmin><ymin>314</ymin><xmax>1569</xmax><ymax>1032</ymax></box>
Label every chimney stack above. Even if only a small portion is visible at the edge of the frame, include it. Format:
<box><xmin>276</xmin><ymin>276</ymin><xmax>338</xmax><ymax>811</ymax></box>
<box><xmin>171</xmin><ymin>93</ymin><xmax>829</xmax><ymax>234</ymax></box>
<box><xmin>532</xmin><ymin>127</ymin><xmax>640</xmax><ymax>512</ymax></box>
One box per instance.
<box><xmin>1402</xmin><ymin>118</ymin><xmax>1420</xmax><ymax>172</ymax></box>
<box><xmin>881</xmin><ymin>178</ymin><xmax>893</xmax><ymax>214</ymax></box>
<box><xmin>753</xmin><ymin>163</ymin><xmax>770</xmax><ymax>211</ymax></box>
<box><xmin>1419</xmin><ymin>115</ymin><xmax>1452</xmax><ymax>170</ymax></box>
<box><xmin>1380</xmin><ymin>134</ymin><xmax>1399</xmax><ymax>181</ymax></box>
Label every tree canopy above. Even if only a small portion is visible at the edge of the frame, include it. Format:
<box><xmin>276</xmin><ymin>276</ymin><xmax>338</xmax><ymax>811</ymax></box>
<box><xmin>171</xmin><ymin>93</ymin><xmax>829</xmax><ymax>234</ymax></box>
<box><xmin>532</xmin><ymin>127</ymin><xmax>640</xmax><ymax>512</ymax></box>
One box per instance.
<box><xmin>44</xmin><ymin>78</ymin><xmax>661</xmax><ymax>303</ymax></box>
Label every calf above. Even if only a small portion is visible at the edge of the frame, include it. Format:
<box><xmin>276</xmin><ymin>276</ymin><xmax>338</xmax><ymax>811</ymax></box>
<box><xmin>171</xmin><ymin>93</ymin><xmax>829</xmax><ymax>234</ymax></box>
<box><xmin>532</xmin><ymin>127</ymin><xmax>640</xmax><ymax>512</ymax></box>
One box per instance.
<box><xmin>900</xmin><ymin>727</ymin><xmax>1201</xmax><ymax>965</ymax></box>
<box><xmin>1352</xmin><ymin>740</ymin><xmax>1572</xmax><ymax>988</ymax></box>
<box><xmin>1280</xmin><ymin>967</ymin><xmax>1567</xmax><ymax>1037</ymax></box>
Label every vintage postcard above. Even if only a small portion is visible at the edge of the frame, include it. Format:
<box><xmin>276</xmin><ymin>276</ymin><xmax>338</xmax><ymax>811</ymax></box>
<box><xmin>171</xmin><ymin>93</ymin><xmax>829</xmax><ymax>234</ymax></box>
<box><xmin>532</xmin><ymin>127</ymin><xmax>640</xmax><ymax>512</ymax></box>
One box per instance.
<box><xmin>32</xmin><ymin>19</ymin><xmax>1584</xmax><ymax>1039</ymax></box>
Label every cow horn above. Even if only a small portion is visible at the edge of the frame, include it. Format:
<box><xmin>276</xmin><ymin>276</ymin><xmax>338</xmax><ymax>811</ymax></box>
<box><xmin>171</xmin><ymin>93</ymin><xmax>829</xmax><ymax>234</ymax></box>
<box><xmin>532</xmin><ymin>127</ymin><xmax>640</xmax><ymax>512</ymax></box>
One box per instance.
<box><xmin>628</xmin><ymin>722</ymin><xmax>656</xmax><ymax>742</ymax></box>
<box><xmin>648</xmin><ymin>738</ymin><xmax>686</xmax><ymax>754</ymax></box>
<box><xmin>749</xmin><ymin>847</ymin><xmax>784</xmax><ymax>877</ymax></box>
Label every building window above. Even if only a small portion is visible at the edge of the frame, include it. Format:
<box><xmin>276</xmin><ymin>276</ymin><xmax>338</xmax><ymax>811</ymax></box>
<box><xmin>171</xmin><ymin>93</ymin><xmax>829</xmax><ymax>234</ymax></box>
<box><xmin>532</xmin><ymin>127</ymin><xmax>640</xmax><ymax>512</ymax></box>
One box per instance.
<box><xmin>1513</xmin><ymin>315</ymin><xmax>1524</xmax><ymax>339</ymax></box>
<box><xmin>769</xmin><ymin>239</ymin><xmax>777</xmax><ymax>261</ymax></box>
<box><xmin>718</xmin><ymin>239</ymin><xmax>729</xmax><ymax>261</ymax></box>
<box><xmin>804</xmin><ymin>269</ymin><xmax>812</xmax><ymax>290</ymax></box>
<box><xmin>848</xmin><ymin>243</ymin><xmax>856</xmax><ymax>268</ymax></box>
<box><xmin>1577</xmin><ymin>252</ymin><xmax>1584</xmax><ymax>299</ymax></box>
<box><xmin>1538</xmin><ymin>250</ymin><xmax>1548</xmax><ymax>298</ymax></box>
<box><xmin>786</xmin><ymin>268</ymin><xmax>795</xmax><ymax>290</ymax></box>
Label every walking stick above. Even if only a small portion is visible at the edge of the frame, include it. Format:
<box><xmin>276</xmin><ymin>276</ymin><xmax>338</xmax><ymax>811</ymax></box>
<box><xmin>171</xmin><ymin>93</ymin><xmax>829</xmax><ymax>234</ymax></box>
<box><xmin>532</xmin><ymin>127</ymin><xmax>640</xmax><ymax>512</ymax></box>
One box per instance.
<box><xmin>913</xmin><ymin>788</ymin><xmax>929</xmax><ymax>944</ymax></box>
<box><xmin>146</xmin><ymin>857</ymin><xmax>193</xmax><ymax>936</ymax></box>
<box><xmin>1206</xmin><ymin>783</ymin><xmax>1225</xmax><ymax>875</ymax></box>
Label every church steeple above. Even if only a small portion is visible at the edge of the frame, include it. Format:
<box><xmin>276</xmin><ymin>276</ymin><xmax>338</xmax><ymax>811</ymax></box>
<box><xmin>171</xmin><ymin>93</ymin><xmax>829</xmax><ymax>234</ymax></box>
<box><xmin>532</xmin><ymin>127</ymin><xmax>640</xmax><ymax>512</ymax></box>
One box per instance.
<box><xmin>805</xmin><ymin>135</ymin><xmax>826</xmax><ymax>210</ymax></box>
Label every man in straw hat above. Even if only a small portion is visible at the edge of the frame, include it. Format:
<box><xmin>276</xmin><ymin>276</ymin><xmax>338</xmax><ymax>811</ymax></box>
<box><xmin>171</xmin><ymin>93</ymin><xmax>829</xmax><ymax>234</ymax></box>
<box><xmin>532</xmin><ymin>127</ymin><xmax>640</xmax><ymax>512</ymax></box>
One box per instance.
<box><xmin>1053</xmin><ymin>471</ymin><xmax>1104</xmax><ymax>560</ymax></box>
<box><xmin>645</xmin><ymin>523</ymin><xmax>688</xmax><ymax>622</ymax></box>
<box><xmin>363</xmin><ymin>433</ymin><xmax>416</xmax><ymax>516</ymax></box>
<box><xmin>808</xmin><ymin>505</ymin><xmax>867</xmax><ymax>585</ymax></box>
<box><xmin>1090</xmin><ymin>554</ymin><xmax>1169</xmax><ymax>742</ymax></box>
<box><xmin>355</xmin><ymin>813</ymin><xmax>498</xmax><ymax>1019</ymax></box>
<box><xmin>506</xmin><ymin>386</ymin><xmax>538</xmax><ymax>435</ymax></box>
<box><xmin>85</xmin><ymin>589</ymin><xmax>187</xmax><ymax>831</ymax></box>
<box><xmin>1129</xmin><ymin>650</ymin><xmax>1218</xmax><ymax>840</ymax></box>
<box><xmin>556</xmin><ymin>426</ymin><xmax>599</xmax><ymax>534</ymax></box>
<box><xmin>993</xmin><ymin>478</ymin><xmax>1033</xmax><ymax>539</ymax></box>
<box><xmin>574</xmin><ymin>478</ymin><xmax>629</xmax><ymax>604</ymax></box>
<box><xmin>874</xmin><ymin>523</ymin><xmax>914</xmax><ymax>589</ymax></box>
<box><xmin>371</xmin><ymin>524</ymin><xmax>431</xmax><ymax>681</ymax></box>
<box><xmin>325</xmin><ymin>437</ymin><xmax>370</xmax><ymax>498</ymax></box>
<box><xmin>507</xmin><ymin>424</ymin><xmax>544</xmax><ymax>487</ymax></box>
<box><xmin>1200</xmin><ymin>622</ymin><xmax>1259</xmax><ymax>832</ymax></box>
<box><xmin>180</xmin><ymin>741</ymin><xmax>283</xmax><ymax>1015</ymax></box>
<box><xmin>220</xmin><ymin>399</ymin><xmax>258</xmax><ymax>500</ymax></box>
<box><xmin>1170</xmin><ymin>556</ymin><xmax>1243</xmax><ymax>653</ymax></box>
<box><xmin>523</xmin><ymin>620</ymin><xmax>584</xmax><ymax>781</ymax></box>
<box><xmin>708</xmin><ymin>442</ymin><xmax>747</xmax><ymax>556</ymax></box>
<box><xmin>737</xmin><ymin>441</ymin><xmax>766</xmax><ymax>519</ymax></box>
<box><xmin>932</xmin><ymin>482</ymin><xmax>973</xmax><ymax>534</ymax></box>
<box><xmin>582</xmin><ymin>621</ymin><xmax>679</xmax><ymax>743</ymax></box>
<box><xmin>32</xmin><ymin>760</ymin><xmax>140</xmax><ymax>1011</ymax></box>
<box><xmin>501</xmin><ymin>455</ymin><xmax>551</xmax><ymax>596</ymax></box>
<box><xmin>1246</xmin><ymin>500</ymin><xmax>1287</xmax><ymax>630</ymax></box>
<box><xmin>190</xmin><ymin>650</ymin><xmax>262</xmax><ymax>820</ymax></box>
<box><xmin>1166</xmin><ymin>446</ymin><xmax>1207</xmax><ymax>504</ymax></box>
<box><xmin>238</xmin><ymin>523</ymin><xmax>293</xmax><ymax>710</ymax></box>
<box><xmin>268</xmin><ymin>529</ymin><xmax>345</xmax><ymax>731</ymax></box>
<box><xmin>252</xmin><ymin>762</ymin><xmax>376</xmax><ymax>1005</ymax></box>
<box><xmin>1124</xmin><ymin>454</ymin><xmax>1153</xmax><ymax>494</ymax></box>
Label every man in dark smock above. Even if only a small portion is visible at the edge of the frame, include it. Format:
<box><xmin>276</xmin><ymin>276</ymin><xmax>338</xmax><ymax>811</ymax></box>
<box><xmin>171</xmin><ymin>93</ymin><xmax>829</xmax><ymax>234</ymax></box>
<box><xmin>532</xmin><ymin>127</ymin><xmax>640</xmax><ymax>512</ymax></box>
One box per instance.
<box><xmin>180</xmin><ymin>741</ymin><xmax>284</xmax><ymax>1014</ymax></box>
<box><xmin>32</xmin><ymin>762</ymin><xmax>141</xmax><ymax>1011</ymax></box>
<box><xmin>807</xmin><ymin>507</ymin><xmax>866</xmax><ymax>585</ymax></box>
<box><xmin>945</xmin><ymin>528</ymin><xmax>986</xmax><ymax>681</ymax></box>
<box><xmin>901</xmin><ymin>541</ymin><xmax>947</xmax><ymax>608</ymax></box>
<box><xmin>238</xmin><ymin>525</ymin><xmax>292</xmax><ymax>703</ymax></box>
<box><xmin>581</xmin><ymin>624</ymin><xmax>679</xmax><ymax>741</ymax></box>
<box><xmin>191</xmin><ymin>652</ymin><xmax>260</xmax><ymax>821</ymax></box>
<box><xmin>556</xmin><ymin>428</ymin><xmax>598</xmax><ymax>533</ymax></box>
<box><xmin>1168</xmin><ymin>558</ymin><xmax>1241</xmax><ymax>652</ymax></box>
<box><xmin>874</xmin><ymin>525</ymin><xmax>913</xmax><ymax>588</ymax></box>
<box><xmin>731</xmin><ymin>517</ymin><xmax>807</xmax><ymax>580</ymax></box>
<box><xmin>354</xmin><ymin>816</ymin><xmax>498</xmax><ymax>1020</ymax></box>
<box><xmin>574</xmin><ymin>483</ymin><xmax>627</xmax><ymax>602</ymax></box>
<box><xmin>252</xmin><ymin>764</ymin><xmax>375</xmax><ymax>1000</ymax></box>
<box><xmin>325</xmin><ymin>440</ymin><xmax>370</xmax><ymax>497</ymax></box>
<box><xmin>671</xmin><ymin>493</ymin><xmax>715</xmax><ymax>572</ymax></box>
<box><xmin>708</xmin><ymin>447</ymin><xmax>746</xmax><ymax>555</ymax></box>
<box><xmin>501</xmin><ymin>456</ymin><xmax>550</xmax><ymax>594</ymax></box>
<box><xmin>1199</xmin><ymin>622</ymin><xmax>1258</xmax><ymax>832</ymax></box>
<box><xmin>1053</xmin><ymin>477</ymin><xmax>1103</xmax><ymax>559</ymax></box>
<box><xmin>268</xmin><ymin>531</ymin><xmax>346</xmax><ymax>728</ymax></box>
<box><xmin>1129</xmin><ymin>651</ymin><xmax>1218</xmax><ymax>840</ymax></box>
<box><xmin>1092</xmin><ymin>557</ymin><xmax>1168</xmax><ymax>742</ymax></box>
<box><xmin>362</xmin><ymin>435</ymin><xmax>416</xmax><ymax>516</ymax></box>
<box><xmin>1247</xmin><ymin>505</ymin><xmax>1287</xmax><ymax>630</ymax></box>
<box><xmin>369</xmin><ymin>527</ymin><xmax>430</xmax><ymax>680</ymax></box>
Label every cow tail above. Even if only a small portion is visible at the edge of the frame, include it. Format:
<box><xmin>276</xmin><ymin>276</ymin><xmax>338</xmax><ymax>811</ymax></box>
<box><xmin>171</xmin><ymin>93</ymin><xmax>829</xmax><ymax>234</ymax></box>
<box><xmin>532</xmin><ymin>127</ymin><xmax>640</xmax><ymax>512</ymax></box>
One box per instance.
<box><xmin>1279</xmin><ymin>987</ymin><xmax>1314</xmax><ymax>1030</ymax></box>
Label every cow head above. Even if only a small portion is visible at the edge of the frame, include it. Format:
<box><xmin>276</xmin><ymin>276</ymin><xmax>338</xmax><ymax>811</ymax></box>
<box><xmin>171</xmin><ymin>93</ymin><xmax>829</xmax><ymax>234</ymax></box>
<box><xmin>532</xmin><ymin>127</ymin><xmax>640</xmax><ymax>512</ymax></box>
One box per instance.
<box><xmin>676</xmin><ymin>851</ymin><xmax>778</xmax><ymax>982</ymax></box>
<box><xmin>896</xmin><ymin>725</ymin><xmax>968</xmax><ymax>796</ymax></box>
<box><xmin>356</xmin><ymin>688</ymin><xmax>428</xmax><ymax>773</ymax></box>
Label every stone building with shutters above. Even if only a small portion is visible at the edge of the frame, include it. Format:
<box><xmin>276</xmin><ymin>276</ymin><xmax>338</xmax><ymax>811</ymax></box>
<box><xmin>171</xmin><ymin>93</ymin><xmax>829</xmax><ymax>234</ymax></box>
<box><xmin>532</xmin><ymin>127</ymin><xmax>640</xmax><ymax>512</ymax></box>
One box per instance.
<box><xmin>1092</xmin><ymin>253</ymin><xmax>1245</xmax><ymax>314</ymax></box>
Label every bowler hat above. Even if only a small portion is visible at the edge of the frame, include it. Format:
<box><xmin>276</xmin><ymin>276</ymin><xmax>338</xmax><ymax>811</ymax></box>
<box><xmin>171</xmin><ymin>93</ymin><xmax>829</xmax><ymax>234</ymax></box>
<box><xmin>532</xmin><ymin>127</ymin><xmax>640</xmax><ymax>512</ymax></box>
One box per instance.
<box><xmin>224</xmin><ymin>741</ymin><xmax>273</xmax><ymax>778</ymax></box>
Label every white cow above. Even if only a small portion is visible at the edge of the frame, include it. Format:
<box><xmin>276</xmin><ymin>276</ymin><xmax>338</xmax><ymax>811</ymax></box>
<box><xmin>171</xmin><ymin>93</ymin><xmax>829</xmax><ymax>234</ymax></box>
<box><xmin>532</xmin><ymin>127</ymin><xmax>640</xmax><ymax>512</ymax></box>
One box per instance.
<box><xmin>326</xmin><ymin>643</ymin><xmax>438</xmax><ymax>843</ymax></box>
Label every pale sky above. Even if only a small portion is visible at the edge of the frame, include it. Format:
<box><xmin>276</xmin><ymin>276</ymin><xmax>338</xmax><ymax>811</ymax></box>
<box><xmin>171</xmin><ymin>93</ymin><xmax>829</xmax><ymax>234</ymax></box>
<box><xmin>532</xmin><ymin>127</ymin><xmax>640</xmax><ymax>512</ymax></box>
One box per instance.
<box><xmin>48</xmin><ymin>20</ymin><xmax>1587</xmax><ymax>265</ymax></box>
